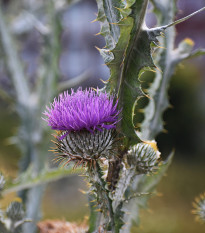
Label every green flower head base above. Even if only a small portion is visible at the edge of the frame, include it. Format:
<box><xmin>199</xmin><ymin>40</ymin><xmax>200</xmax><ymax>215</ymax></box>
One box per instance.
<box><xmin>44</xmin><ymin>87</ymin><xmax>121</xmax><ymax>166</ymax></box>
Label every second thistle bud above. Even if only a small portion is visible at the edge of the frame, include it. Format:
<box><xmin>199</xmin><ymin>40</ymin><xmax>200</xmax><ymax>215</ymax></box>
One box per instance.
<box><xmin>127</xmin><ymin>141</ymin><xmax>160</xmax><ymax>174</ymax></box>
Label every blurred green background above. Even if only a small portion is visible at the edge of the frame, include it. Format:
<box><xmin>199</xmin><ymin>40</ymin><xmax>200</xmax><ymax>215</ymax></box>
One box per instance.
<box><xmin>0</xmin><ymin>0</ymin><xmax>205</xmax><ymax>232</ymax></box>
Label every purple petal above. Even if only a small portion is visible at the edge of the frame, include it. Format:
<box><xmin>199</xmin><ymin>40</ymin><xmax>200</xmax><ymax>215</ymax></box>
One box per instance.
<box><xmin>43</xmin><ymin>87</ymin><xmax>121</xmax><ymax>135</ymax></box>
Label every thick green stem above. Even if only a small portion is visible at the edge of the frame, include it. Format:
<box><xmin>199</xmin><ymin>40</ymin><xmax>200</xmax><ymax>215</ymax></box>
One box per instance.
<box><xmin>88</xmin><ymin>161</ymin><xmax>116</xmax><ymax>232</ymax></box>
<box><xmin>96</xmin><ymin>162</ymin><xmax>115</xmax><ymax>232</ymax></box>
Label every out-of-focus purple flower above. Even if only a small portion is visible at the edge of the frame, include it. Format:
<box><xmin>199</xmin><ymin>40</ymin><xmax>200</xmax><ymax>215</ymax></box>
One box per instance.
<box><xmin>43</xmin><ymin>87</ymin><xmax>121</xmax><ymax>136</ymax></box>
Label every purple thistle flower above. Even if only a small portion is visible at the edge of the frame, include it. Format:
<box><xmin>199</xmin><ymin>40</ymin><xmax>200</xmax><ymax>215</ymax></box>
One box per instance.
<box><xmin>43</xmin><ymin>87</ymin><xmax>121</xmax><ymax>137</ymax></box>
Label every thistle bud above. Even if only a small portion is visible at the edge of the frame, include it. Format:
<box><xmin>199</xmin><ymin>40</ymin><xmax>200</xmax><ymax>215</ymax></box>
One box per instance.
<box><xmin>192</xmin><ymin>192</ymin><xmax>205</xmax><ymax>223</ymax></box>
<box><xmin>127</xmin><ymin>141</ymin><xmax>160</xmax><ymax>174</ymax></box>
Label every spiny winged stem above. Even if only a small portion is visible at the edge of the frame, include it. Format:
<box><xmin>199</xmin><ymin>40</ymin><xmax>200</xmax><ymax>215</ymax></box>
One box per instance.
<box><xmin>88</xmin><ymin>161</ymin><xmax>115</xmax><ymax>232</ymax></box>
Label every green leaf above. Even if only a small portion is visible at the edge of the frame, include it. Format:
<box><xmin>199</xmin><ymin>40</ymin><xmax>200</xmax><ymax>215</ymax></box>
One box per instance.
<box><xmin>98</xmin><ymin>0</ymin><xmax>155</xmax><ymax>146</ymax></box>
<box><xmin>97</xmin><ymin>0</ymin><xmax>122</xmax><ymax>44</ymax></box>
<box><xmin>140</xmin><ymin>3</ymin><xmax>205</xmax><ymax>140</ymax></box>
<box><xmin>3</xmin><ymin>166</ymin><xmax>82</xmax><ymax>195</ymax></box>
<box><xmin>139</xmin><ymin>0</ymin><xmax>176</xmax><ymax>140</ymax></box>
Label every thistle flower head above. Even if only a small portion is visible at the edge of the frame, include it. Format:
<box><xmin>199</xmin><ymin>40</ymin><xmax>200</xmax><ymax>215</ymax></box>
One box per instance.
<box><xmin>192</xmin><ymin>192</ymin><xmax>205</xmax><ymax>223</ymax></box>
<box><xmin>44</xmin><ymin>87</ymin><xmax>120</xmax><ymax>136</ymax></box>
<box><xmin>44</xmin><ymin>88</ymin><xmax>121</xmax><ymax>167</ymax></box>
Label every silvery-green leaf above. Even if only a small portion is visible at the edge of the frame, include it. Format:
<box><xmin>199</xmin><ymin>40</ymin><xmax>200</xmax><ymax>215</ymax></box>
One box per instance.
<box><xmin>3</xmin><ymin>166</ymin><xmax>82</xmax><ymax>195</ymax></box>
